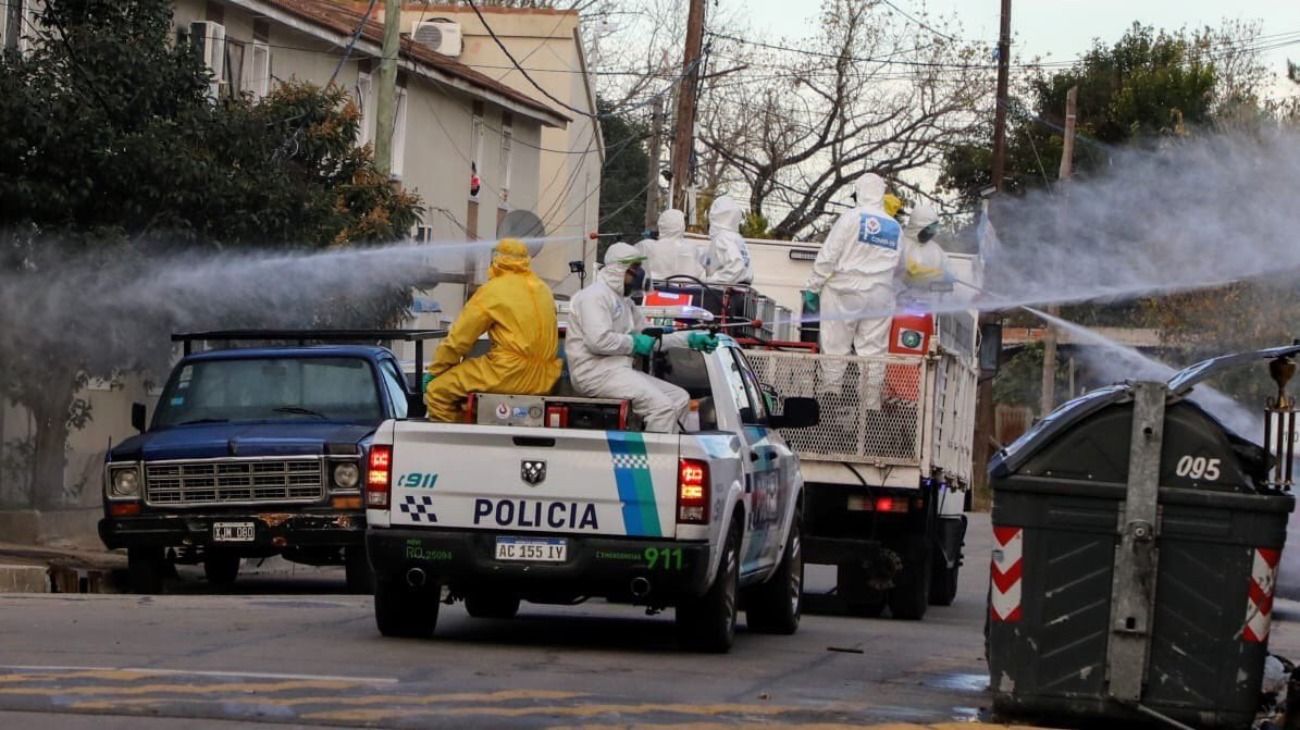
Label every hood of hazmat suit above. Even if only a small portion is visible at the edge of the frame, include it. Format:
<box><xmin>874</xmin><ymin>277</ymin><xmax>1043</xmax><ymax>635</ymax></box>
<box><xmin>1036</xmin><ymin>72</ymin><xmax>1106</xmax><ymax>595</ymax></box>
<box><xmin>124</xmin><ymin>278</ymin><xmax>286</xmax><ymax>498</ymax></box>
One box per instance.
<box><xmin>804</xmin><ymin>173</ymin><xmax>904</xmax><ymax>297</ymax></box>
<box><xmin>704</xmin><ymin>196</ymin><xmax>753</xmax><ymax>285</ymax></box>
<box><xmin>901</xmin><ymin>202</ymin><xmax>950</xmax><ymax>286</ymax></box>
<box><xmin>884</xmin><ymin>193</ymin><xmax>903</xmax><ymax>219</ymax></box>
<box><xmin>644</xmin><ymin>209</ymin><xmax>704</xmax><ymax>283</ymax></box>
<box><xmin>564</xmin><ymin>242</ymin><xmax>693</xmax><ymax>432</ymax></box>
<box><xmin>424</xmin><ymin>238</ymin><xmax>562</xmax><ymax>421</ymax></box>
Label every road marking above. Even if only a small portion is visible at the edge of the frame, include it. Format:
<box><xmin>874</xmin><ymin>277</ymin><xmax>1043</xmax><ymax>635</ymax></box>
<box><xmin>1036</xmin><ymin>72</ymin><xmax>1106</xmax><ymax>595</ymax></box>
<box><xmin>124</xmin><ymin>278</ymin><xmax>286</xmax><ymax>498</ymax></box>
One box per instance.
<box><xmin>0</xmin><ymin>665</ymin><xmax>397</xmax><ymax>684</ymax></box>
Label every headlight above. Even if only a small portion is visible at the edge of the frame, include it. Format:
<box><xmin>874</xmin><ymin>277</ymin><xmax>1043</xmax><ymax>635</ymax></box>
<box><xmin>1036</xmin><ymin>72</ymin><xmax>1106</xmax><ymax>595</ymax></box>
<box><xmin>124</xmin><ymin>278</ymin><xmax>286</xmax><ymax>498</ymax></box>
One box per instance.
<box><xmin>333</xmin><ymin>463</ymin><xmax>361</xmax><ymax>490</ymax></box>
<box><xmin>110</xmin><ymin>468</ymin><xmax>140</xmax><ymax>498</ymax></box>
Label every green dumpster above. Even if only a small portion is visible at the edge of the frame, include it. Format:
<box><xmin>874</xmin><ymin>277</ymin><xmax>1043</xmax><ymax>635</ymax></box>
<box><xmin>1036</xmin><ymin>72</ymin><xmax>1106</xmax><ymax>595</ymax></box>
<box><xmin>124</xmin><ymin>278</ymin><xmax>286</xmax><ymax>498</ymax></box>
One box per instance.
<box><xmin>987</xmin><ymin>361</ymin><xmax>1296</xmax><ymax>729</ymax></box>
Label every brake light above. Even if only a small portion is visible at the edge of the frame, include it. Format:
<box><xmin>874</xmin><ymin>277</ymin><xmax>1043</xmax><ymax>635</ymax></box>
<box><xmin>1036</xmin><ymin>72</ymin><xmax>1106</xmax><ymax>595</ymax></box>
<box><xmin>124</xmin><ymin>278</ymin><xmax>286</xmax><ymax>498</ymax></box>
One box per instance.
<box><xmin>677</xmin><ymin>458</ymin><xmax>709</xmax><ymax>524</ymax></box>
<box><xmin>366</xmin><ymin>445</ymin><xmax>392</xmax><ymax>508</ymax></box>
<box><xmin>875</xmin><ymin>496</ymin><xmax>908</xmax><ymax>513</ymax></box>
<box><xmin>545</xmin><ymin>404</ymin><xmax>569</xmax><ymax>428</ymax></box>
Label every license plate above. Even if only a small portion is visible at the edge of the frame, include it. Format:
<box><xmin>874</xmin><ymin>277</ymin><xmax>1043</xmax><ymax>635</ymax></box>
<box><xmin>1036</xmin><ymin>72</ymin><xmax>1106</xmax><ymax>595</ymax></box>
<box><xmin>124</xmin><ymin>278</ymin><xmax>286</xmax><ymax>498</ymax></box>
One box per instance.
<box><xmin>213</xmin><ymin>522</ymin><xmax>256</xmax><ymax>542</ymax></box>
<box><xmin>494</xmin><ymin>537</ymin><xmax>566</xmax><ymax>562</ymax></box>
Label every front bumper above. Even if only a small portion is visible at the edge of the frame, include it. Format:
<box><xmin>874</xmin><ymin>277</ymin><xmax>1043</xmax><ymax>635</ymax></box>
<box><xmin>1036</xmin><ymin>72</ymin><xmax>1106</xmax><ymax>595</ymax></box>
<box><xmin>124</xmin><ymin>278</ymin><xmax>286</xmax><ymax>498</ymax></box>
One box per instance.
<box><xmin>99</xmin><ymin>511</ymin><xmax>365</xmax><ymax>554</ymax></box>
<box><xmin>367</xmin><ymin>528</ymin><xmax>713</xmax><ymax>604</ymax></box>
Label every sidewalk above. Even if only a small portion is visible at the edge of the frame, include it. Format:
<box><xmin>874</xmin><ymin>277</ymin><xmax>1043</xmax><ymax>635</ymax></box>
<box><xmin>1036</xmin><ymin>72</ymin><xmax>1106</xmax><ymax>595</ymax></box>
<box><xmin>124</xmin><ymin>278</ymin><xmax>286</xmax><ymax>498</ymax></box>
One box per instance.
<box><xmin>0</xmin><ymin>541</ymin><xmax>126</xmax><ymax>594</ymax></box>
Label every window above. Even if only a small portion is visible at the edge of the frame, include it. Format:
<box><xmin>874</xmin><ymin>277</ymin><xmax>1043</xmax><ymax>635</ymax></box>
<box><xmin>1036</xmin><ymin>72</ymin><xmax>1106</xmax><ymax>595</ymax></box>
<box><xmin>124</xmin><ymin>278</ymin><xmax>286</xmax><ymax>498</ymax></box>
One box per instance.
<box><xmin>190</xmin><ymin>21</ymin><xmax>226</xmax><ymax>100</ymax></box>
<box><xmin>390</xmin><ymin>86</ymin><xmax>408</xmax><ymax>178</ymax></box>
<box><xmin>354</xmin><ymin>72</ymin><xmax>374</xmax><ymax>147</ymax></box>
<box><xmin>498</xmin><ymin>114</ymin><xmax>513</xmax><ymax>206</ymax></box>
<box><xmin>722</xmin><ymin>349</ymin><xmax>755</xmax><ymax>422</ymax></box>
<box><xmin>223</xmin><ymin>39</ymin><xmax>246</xmax><ymax>98</ymax></box>
<box><xmin>733</xmin><ymin>351</ymin><xmax>770</xmax><ymax>424</ymax></box>
<box><xmin>469</xmin><ymin>113</ymin><xmax>484</xmax><ymax>200</ymax></box>
<box><xmin>380</xmin><ymin>361</ymin><xmax>409</xmax><ymax>419</ymax></box>
<box><xmin>152</xmin><ymin>358</ymin><xmax>384</xmax><ymax>428</ymax></box>
<box><xmin>248</xmin><ymin>41</ymin><xmax>270</xmax><ymax>98</ymax></box>
<box><xmin>3</xmin><ymin>0</ymin><xmax>23</xmax><ymax>52</ymax></box>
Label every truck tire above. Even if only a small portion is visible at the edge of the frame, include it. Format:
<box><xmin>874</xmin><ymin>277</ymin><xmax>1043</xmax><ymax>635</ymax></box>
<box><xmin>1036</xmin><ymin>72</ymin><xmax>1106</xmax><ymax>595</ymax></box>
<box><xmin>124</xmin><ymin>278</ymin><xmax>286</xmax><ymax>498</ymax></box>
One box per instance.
<box><xmin>464</xmin><ymin>592</ymin><xmax>521</xmax><ymax>619</ymax></box>
<box><xmin>203</xmin><ymin>553</ymin><xmax>241</xmax><ymax>588</ymax></box>
<box><xmin>344</xmin><ymin>547</ymin><xmax>374</xmax><ymax>594</ymax></box>
<box><xmin>888</xmin><ymin>537</ymin><xmax>932</xmax><ymax>620</ymax></box>
<box><xmin>127</xmin><ymin>547</ymin><xmax>165</xmax><ymax>594</ymax></box>
<box><xmin>745</xmin><ymin>512</ymin><xmax>802</xmax><ymax>635</ymax></box>
<box><xmin>374</xmin><ymin>579</ymin><xmax>440</xmax><ymax>639</ymax></box>
<box><xmin>929</xmin><ymin>553</ymin><xmax>960</xmax><ymax>607</ymax></box>
<box><xmin>676</xmin><ymin>520</ymin><xmax>740</xmax><ymax>653</ymax></box>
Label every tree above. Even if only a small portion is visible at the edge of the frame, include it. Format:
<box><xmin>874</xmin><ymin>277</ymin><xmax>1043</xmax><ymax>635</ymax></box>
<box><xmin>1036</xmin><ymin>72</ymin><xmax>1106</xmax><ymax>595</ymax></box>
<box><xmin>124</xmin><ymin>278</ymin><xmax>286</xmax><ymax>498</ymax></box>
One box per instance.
<box><xmin>595</xmin><ymin>97</ymin><xmax>649</xmax><ymax>253</ymax></box>
<box><xmin>939</xmin><ymin>23</ymin><xmax>1261</xmax><ymax>208</ymax></box>
<box><xmin>0</xmin><ymin>0</ymin><xmax>421</xmax><ymax>508</ymax></box>
<box><xmin>697</xmin><ymin>0</ymin><xmax>989</xmax><ymax>239</ymax></box>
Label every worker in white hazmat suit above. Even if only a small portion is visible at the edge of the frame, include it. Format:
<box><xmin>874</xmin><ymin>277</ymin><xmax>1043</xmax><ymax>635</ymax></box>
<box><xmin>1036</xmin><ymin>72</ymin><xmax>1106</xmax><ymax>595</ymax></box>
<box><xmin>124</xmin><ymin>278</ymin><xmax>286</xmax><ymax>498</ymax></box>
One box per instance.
<box><xmin>642</xmin><ymin>209</ymin><xmax>704</xmax><ymax>285</ymax></box>
<box><xmin>900</xmin><ymin>202</ymin><xmax>951</xmax><ymax>291</ymax></box>
<box><xmin>703</xmin><ymin>196</ymin><xmax>753</xmax><ymax>285</ymax></box>
<box><xmin>566</xmin><ymin>242</ymin><xmax>720</xmax><ymax>433</ymax></box>
<box><xmin>802</xmin><ymin>173</ymin><xmax>904</xmax><ymax>399</ymax></box>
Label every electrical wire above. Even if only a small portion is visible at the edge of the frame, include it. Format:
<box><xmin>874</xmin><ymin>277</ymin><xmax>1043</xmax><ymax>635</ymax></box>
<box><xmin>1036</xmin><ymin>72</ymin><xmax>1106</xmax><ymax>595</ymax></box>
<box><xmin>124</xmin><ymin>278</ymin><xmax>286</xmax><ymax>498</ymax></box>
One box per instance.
<box><xmin>325</xmin><ymin>0</ymin><xmax>379</xmax><ymax>89</ymax></box>
<box><xmin>466</xmin><ymin>0</ymin><xmax>595</xmax><ymax>119</ymax></box>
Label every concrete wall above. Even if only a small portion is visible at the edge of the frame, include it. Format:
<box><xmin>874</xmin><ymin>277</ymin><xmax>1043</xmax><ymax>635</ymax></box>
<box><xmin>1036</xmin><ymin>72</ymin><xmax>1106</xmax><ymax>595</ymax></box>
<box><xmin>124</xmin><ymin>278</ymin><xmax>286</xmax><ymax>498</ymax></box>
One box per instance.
<box><xmin>393</xmin><ymin>6</ymin><xmax>601</xmax><ymax>298</ymax></box>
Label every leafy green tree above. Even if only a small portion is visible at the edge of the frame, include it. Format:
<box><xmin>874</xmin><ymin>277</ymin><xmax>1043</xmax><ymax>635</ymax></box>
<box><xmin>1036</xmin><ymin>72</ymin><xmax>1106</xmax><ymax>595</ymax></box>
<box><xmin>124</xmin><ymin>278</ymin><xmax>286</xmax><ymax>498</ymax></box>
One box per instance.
<box><xmin>0</xmin><ymin>0</ymin><xmax>420</xmax><ymax>508</ymax></box>
<box><xmin>595</xmin><ymin>98</ymin><xmax>649</xmax><ymax>257</ymax></box>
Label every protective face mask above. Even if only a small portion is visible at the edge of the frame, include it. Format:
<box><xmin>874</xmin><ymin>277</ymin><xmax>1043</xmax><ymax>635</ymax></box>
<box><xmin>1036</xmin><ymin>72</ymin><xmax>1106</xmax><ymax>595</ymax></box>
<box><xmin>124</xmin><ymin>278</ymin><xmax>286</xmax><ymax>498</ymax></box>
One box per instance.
<box><xmin>919</xmin><ymin>223</ymin><xmax>939</xmax><ymax>243</ymax></box>
<box><xmin>624</xmin><ymin>265</ymin><xmax>647</xmax><ymax>297</ymax></box>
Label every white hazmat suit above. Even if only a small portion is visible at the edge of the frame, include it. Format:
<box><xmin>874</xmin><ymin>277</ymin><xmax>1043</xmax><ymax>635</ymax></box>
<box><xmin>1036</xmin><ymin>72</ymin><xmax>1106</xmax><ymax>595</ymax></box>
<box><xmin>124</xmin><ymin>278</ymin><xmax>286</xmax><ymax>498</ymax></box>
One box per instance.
<box><xmin>566</xmin><ymin>242</ymin><xmax>695</xmax><ymax>433</ymax></box>
<box><xmin>805</xmin><ymin>174</ymin><xmax>904</xmax><ymax>397</ymax></box>
<box><xmin>704</xmin><ymin>196</ymin><xmax>753</xmax><ymax>285</ymax></box>
<box><xmin>643</xmin><ymin>209</ymin><xmax>704</xmax><ymax>284</ymax></box>
<box><xmin>900</xmin><ymin>202</ymin><xmax>950</xmax><ymax>290</ymax></box>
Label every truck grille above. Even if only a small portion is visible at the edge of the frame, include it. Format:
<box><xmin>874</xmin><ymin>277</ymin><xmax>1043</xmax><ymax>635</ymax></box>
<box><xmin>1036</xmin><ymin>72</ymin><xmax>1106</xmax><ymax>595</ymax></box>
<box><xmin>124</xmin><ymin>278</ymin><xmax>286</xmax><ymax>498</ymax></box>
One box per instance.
<box><xmin>145</xmin><ymin>458</ymin><xmax>325</xmax><ymax>506</ymax></box>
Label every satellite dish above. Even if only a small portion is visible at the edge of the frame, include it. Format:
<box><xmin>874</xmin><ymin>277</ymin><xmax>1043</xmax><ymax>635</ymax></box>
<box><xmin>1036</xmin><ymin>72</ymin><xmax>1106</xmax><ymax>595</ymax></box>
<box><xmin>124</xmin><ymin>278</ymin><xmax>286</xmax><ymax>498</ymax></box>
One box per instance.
<box><xmin>498</xmin><ymin>210</ymin><xmax>548</xmax><ymax>257</ymax></box>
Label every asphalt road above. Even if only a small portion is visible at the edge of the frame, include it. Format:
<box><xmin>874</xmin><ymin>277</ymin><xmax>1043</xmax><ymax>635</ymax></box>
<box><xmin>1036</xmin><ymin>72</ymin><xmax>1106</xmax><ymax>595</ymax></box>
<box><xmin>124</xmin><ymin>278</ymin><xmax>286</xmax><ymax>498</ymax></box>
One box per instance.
<box><xmin>0</xmin><ymin>516</ymin><xmax>1000</xmax><ymax>729</ymax></box>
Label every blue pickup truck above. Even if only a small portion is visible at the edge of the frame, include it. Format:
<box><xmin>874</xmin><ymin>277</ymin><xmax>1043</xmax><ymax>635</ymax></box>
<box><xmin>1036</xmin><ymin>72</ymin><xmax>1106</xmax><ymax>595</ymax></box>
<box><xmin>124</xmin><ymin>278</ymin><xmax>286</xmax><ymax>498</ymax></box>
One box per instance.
<box><xmin>98</xmin><ymin>331</ymin><xmax>440</xmax><ymax>593</ymax></box>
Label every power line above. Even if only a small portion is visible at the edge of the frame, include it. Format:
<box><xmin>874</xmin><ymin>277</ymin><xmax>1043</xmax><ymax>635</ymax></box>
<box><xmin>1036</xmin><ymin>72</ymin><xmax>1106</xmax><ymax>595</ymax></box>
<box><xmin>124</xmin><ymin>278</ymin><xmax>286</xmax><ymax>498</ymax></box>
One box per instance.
<box><xmin>879</xmin><ymin>0</ymin><xmax>961</xmax><ymax>43</ymax></box>
<box><xmin>466</xmin><ymin>0</ymin><xmax>595</xmax><ymax>119</ymax></box>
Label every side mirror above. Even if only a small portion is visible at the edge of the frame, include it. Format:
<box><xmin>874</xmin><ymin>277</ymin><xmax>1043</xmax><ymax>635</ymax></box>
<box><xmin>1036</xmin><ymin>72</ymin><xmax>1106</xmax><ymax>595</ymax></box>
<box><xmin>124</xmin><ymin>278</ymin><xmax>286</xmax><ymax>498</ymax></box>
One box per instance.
<box><xmin>131</xmin><ymin>402</ymin><xmax>148</xmax><ymax>433</ymax></box>
<box><xmin>770</xmin><ymin>397</ymin><xmax>820</xmax><ymax>430</ymax></box>
<box><xmin>979</xmin><ymin>321</ymin><xmax>1003</xmax><ymax>381</ymax></box>
<box><xmin>406</xmin><ymin>393</ymin><xmax>427</xmax><ymax>419</ymax></box>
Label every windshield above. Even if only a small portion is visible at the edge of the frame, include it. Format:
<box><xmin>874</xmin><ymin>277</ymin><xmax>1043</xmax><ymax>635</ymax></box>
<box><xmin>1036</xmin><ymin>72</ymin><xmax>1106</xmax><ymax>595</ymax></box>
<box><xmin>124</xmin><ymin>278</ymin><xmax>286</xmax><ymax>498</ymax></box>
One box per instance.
<box><xmin>153</xmin><ymin>357</ymin><xmax>383</xmax><ymax>428</ymax></box>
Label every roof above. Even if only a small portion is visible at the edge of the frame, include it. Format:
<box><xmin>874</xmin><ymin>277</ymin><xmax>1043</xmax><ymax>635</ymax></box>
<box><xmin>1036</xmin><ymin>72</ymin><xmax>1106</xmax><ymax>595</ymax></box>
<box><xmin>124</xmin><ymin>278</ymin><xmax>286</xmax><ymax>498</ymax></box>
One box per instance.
<box><xmin>182</xmin><ymin>345</ymin><xmax>394</xmax><ymax>362</ymax></box>
<box><xmin>227</xmin><ymin>0</ymin><xmax>571</xmax><ymax>127</ymax></box>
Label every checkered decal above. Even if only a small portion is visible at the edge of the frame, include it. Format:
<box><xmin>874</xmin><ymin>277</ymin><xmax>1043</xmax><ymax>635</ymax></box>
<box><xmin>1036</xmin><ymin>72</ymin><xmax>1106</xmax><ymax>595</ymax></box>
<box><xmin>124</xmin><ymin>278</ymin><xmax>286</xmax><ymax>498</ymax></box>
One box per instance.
<box><xmin>399</xmin><ymin>495</ymin><xmax>438</xmax><ymax>523</ymax></box>
<box><xmin>611</xmin><ymin>453</ymin><xmax>649</xmax><ymax>470</ymax></box>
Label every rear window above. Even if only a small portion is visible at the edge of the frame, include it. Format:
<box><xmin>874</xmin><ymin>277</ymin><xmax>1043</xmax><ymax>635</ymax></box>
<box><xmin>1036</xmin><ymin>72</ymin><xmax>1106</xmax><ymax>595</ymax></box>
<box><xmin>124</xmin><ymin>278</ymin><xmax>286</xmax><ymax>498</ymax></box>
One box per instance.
<box><xmin>154</xmin><ymin>357</ymin><xmax>383</xmax><ymax>427</ymax></box>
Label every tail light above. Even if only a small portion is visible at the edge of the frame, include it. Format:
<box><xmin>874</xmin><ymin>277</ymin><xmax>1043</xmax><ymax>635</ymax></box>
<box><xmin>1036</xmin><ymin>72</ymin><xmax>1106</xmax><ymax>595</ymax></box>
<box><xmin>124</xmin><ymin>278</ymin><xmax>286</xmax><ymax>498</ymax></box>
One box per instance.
<box><xmin>545</xmin><ymin>404</ymin><xmax>569</xmax><ymax>428</ymax></box>
<box><xmin>846</xmin><ymin>494</ymin><xmax>911</xmax><ymax>513</ymax></box>
<box><xmin>465</xmin><ymin>394</ymin><xmax>478</xmax><ymax>423</ymax></box>
<box><xmin>677</xmin><ymin>458</ymin><xmax>709</xmax><ymax>524</ymax></box>
<box><xmin>366</xmin><ymin>445</ymin><xmax>392</xmax><ymax>508</ymax></box>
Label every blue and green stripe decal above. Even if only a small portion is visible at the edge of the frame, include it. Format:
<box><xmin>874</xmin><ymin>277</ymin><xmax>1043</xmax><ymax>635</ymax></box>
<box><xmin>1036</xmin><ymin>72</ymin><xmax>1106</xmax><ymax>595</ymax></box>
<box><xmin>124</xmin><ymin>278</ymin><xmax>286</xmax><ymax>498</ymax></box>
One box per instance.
<box><xmin>606</xmin><ymin>431</ymin><xmax>662</xmax><ymax>537</ymax></box>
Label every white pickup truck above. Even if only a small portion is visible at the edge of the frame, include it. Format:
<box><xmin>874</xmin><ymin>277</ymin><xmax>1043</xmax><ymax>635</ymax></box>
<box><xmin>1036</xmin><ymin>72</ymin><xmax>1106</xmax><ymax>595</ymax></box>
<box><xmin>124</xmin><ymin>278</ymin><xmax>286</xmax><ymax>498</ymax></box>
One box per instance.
<box><xmin>363</xmin><ymin>337</ymin><xmax>819</xmax><ymax>652</ymax></box>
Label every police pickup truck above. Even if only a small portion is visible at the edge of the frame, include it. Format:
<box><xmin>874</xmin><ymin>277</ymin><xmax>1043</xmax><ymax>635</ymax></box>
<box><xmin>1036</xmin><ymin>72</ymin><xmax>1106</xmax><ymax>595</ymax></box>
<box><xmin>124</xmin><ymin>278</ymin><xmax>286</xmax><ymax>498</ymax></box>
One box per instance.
<box><xmin>364</xmin><ymin>336</ymin><xmax>819</xmax><ymax>652</ymax></box>
<box><xmin>99</xmin><ymin>330</ymin><xmax>438</xmax><ymax>594</ymax></box>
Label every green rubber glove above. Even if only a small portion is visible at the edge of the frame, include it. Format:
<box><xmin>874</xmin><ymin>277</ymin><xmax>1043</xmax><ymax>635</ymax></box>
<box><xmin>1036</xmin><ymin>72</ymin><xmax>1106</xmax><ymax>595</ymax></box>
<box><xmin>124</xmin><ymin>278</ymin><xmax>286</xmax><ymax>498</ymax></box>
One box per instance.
<box><xmin>801</xmin><ymin>290</ymin><xmax>820</xmax><ymax>312</ymax></box>
<box><xmin>421</xmin><ymin>372</ymin><xmax>435</xmax><ymax>391</ymax></box>
<box><xmin>632</xmin><ymin>333</ymin><xmax>656</xmax><ymax>356</ymax></box>
<box><xmin>687</xmin><ymin>332</ymin><xmax>719</xmax><ymax>353</ymax></box>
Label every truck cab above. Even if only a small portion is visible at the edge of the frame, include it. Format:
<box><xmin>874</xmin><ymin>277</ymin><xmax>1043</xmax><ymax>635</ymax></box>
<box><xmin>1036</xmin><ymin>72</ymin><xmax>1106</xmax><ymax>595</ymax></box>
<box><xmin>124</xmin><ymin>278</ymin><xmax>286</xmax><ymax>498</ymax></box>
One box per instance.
<box><xmin>99</xmin><ymin>331</ymin><xmax>437</xmax><ymax>593</ymax></box>
<box><xmin>364</xmin><ymin>337</ymin><xmax>818</xmax><ymax>652</ymax></box>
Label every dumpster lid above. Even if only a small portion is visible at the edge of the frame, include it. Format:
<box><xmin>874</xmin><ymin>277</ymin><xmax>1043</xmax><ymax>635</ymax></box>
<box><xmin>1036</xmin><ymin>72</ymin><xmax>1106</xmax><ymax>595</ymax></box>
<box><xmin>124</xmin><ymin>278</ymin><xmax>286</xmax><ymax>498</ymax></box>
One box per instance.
<box><xmin>990</xmin><ymin>384</ymin><xmax>1132</xmax><ymax>478</ymax></box>
<box><xmin>1167</xmin><ymin>344</ymin><xmax>1300</xmax><ymax>395</ymax></box>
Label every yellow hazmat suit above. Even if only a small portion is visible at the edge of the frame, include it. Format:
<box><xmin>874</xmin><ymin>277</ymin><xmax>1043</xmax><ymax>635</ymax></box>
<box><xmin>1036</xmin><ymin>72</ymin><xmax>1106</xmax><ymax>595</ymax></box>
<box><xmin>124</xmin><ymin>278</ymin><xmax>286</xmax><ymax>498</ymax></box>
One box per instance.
<box><xmin>424</xmin><ymin>239</ymin><xmax>562</xmax><ymax>422</ymax></box>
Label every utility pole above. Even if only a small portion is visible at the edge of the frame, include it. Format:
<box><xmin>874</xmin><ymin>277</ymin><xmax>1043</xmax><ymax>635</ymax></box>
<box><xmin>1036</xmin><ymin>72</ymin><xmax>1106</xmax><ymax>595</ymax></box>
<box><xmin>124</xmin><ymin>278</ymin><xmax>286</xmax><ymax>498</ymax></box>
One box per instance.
<box><xmin>374</xmin><ymin>0</ymin><xmax>400</xmax><ymax>177</ymax></box>
<box><xmin>670</xmin><ymin>0</ymin><xmax>706</xmax><ymax>226</ymax></box>
<box><xmin>973</xmin><ymin>0</ymin><xmax>1012</xmax><ymax>497</ymax></box>
<box><xmin>644</xmin><ymin>96</ymin><xmax>664</xmax><ymax>232</ymax></box>
<box><xmin>1039</xmin><ymin>85</ymin><xmax>1076</xmax><ymax>417</ymax></box>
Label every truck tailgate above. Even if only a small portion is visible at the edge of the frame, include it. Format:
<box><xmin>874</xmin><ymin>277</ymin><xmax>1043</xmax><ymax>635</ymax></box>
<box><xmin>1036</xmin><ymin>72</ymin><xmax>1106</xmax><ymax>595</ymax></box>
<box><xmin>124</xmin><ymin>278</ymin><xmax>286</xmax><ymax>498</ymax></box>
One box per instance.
<box><xmin>388</xmin><ymin>424</ymin><xmax>679</xmax><ymax>538</ymax></box>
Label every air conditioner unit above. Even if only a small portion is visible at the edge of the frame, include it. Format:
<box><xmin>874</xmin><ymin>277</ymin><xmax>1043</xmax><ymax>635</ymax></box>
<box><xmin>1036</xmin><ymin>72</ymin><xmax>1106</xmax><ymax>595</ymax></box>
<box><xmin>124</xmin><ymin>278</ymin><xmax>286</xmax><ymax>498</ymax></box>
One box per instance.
<box><xmin>412</xmin><ymin>18</ymin><xmax>461</xmax><ymax>57</ymax></box>
<box><xmin>190</xmin><ymin>20</ymin><xmax>226</xmax><ymax>96</ymax></box>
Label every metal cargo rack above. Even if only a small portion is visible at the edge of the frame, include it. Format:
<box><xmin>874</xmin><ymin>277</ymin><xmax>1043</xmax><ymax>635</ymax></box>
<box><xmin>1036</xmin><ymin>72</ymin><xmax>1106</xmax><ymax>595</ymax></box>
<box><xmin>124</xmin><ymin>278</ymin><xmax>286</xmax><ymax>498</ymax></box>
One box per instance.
<box><xmin>172</xmin><ymin>329</ymin><xmax>447</xmax><ymax>382</ymax></box>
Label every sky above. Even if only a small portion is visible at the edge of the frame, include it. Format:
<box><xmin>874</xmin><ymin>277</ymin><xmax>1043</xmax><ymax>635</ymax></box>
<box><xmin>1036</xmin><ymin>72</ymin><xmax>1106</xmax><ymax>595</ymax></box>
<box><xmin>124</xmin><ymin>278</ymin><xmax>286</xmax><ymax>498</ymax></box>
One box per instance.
<box><xmin>735</xmin><ymin>0</ymin><xmax>1300</xmax><ymax>97</ymax></box>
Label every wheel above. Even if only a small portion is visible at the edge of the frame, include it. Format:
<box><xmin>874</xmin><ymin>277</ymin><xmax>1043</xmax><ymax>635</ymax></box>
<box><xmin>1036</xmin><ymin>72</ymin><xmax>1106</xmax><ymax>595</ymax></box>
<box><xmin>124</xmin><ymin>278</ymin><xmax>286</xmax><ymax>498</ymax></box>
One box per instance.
<box><xmin>127</xmin><ymin>547</ymin><xmax>165</xmax><ymax>594</ymax></box>
<box><xmin>203</xmin><ymin>552</ymin><xmax>241</xmax><ymax>587</ymax></box>
<box><xmin>344</xmin><ymin>547</ymin><xmax>374</xmax><ymax>594</ymax></box>
<box><xmin>676</xmin><ymin>520</ymin><xmax>740</xmax><ymax>652</ymax></box>
<box><xmin>929</xmin><ymin>551</ymin><xmax>959</xmax><ymax>607</ymax></box>
<box><xmin>464</xmin><ymin>592</ymin><xmax>521</xmax><ymax>619</ymax></box>
<box><xmin>374</xmin><ymin>579</ymin><xmax>440</xmax><ymax>639</ymax></box>
<box><xmin>888</xmin><ymin>538</ymin><xmax>932</xmax><ymax>620</ymax></box>
<box><xmin>745</xmin><ymin>512</ymin><xmax>803</xmax><ymax>634</ymax></box>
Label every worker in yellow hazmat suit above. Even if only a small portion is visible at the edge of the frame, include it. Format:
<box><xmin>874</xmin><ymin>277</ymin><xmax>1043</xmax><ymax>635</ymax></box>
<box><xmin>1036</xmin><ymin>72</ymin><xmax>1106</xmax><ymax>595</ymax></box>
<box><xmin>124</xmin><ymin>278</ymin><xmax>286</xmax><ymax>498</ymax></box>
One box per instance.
<box><xmin>424</xmin><ymin>239</ymin><xmax>562</xmax><ymax>421</ymax></box>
